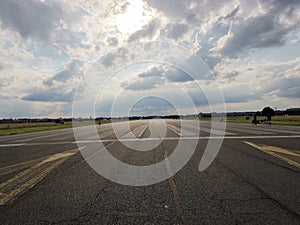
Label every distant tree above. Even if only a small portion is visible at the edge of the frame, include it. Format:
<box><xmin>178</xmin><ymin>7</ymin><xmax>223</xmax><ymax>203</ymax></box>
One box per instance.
<box><xmin>261</xmin><ymin>106</ymin><xmax>275</xmax><ymax>117</ymax></box>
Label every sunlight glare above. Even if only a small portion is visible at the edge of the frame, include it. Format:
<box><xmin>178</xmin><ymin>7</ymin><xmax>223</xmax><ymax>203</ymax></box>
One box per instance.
<box><xmin>116</xmin><ymin>0</ymin><xmax>150</xmax><ymax>34</ymax></box>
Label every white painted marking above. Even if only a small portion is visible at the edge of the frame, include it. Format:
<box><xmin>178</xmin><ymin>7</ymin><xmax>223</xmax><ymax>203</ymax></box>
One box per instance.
<box><xmin>75</xmin><ymin>135</ymin><xmax>300</xmax><ymax>143</ymax></box>
<box><xmin>167</xmin><ymin>124</ymin><xmax>197</xmax><ymax>136</ymax></box>
<box><xmin>121</xmin><ymin>125</ymin><xmax>148</xmax><ymax>139</ymax></box>
<box><xmin>10</xmin><ymin>132</ymin><xmax>70</xmax><ymax>143</ymax></box>
<box><xmin>200</xmin><ymin>127</ymin><xmax>237</xmax><ymax>136</ymax></box>
<box><xmin>167</xmin><ymin>124</ymin><xmax>182</xmax><ymax>136</ymax></box>
<box><xmin>1</xmin><ymin>135</ymin><xmax>299</xmax><ymax>147</ymax></box>
<box><xmin>0</xmin><ymin>144</ymin><xmax>24</xmax><ymax>147</ymax></box>
<box><xmin>224</xmin><ymin>127</ymin><xmax>275</xmax><ymax>135</ymax></box>
<box><xmin>137</xmin><ymin>125</ymin><xmax>148</xmax><ymax>138</ymax></box>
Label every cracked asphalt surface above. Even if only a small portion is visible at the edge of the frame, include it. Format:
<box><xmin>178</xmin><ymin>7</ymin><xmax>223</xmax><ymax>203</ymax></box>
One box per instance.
<box><xmin>0</xmin><ymin>120</ymin><xmax>299</xmax><ymax>224</ymax></box>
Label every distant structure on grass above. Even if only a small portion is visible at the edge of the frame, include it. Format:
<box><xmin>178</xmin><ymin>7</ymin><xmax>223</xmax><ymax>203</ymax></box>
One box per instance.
<box><xmin>0</xmin><ymin>108</ymin><xmax>299</xmax><ymax>124</ymax></box>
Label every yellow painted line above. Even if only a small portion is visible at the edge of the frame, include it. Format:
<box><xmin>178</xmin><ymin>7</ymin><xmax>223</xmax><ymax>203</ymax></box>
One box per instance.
<box><xmin>164</xmin><ymin>151</ymin><xmax>186</xmax><ymax>225</ymax></box>
<box><xmin>0</xmin><ymin>157</ymin><xmax>69</xmax><ymax>205</ymax></box>
<box><xmin>257</xmin><ymin>145</ymin><xmax>300</xmax><ymax>158</ymax></box>
<box><xmin>0</xmin><ymin>156</ymin><xmax>49</xmax><ymax>176</ymax></box>
<box><xmin>0</xmin><ymin>147</ymin><xmax>82</xmax><ymax>205</ymax></box>
<box><xmin>262</xmin><ymin>150</ymin><xmax>300</xmax><ymax>169</ymax></box>
<box><xmin>0</xmin><ymin>148</ymin><xmax>78</xmax><ymax>190</ymax></box>
<box><xmin>244</xmin><ymin>141</ymin><xmax>300</xmax><ymax>169</ymax></box>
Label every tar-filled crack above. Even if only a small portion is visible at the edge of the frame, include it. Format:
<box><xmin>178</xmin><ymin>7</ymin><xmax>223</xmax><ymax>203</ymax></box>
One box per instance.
<box><xmin>212</xmin><ymin>156</ymin><xmax>300</xmax><ymax>220</ymax></box>
<box><xmin>215</xmin><ymin>197</ymin><xmax>269</xmax><ymax>202</ymax></box>
<box><xmin>223</xmin><ymin>142</ymin><xmax>300</xmax><ymax>174</ymax></box>
<box><xmin>216</xmin><ymin>198</ymin><xmax>242</xmax><ymax>225</ymax></box>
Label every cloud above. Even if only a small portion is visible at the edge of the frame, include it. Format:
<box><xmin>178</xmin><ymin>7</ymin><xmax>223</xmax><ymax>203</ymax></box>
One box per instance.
<box><xmin>215</xmin><ymin>69</ymin><xmax>239</xmax><ymax>81</ymax></box>
<box><xmin>162</xmin><ymin>22</ymin><xmax>188</xmax><ymax>40</ymax></box>
<box><xmin>44</xmin><ymin>59</ymin><xmax>84</xmax><ymax>87</ymax></box>
<box><xmin>0</xmin><ymin>61</ymin><xmax>4</xmax><ymax>70</ymax></box>
<box><xmin>120</xmin><ymin>76</ymin><xmax>165</xmax><ymax>91</ymax></box>
<box><xmin>0</xmin><ymin>95</ymin><xmax>18</xmax><ymax>100</ymax></box>
<box><xmin>223</xmin><ymin>5</ymin><xmax>239</xmax><ymax>19</ymax></box>
<box><xmin>145</xmin><ymin>0</ymin><xmax>190</xmax><ymax>19</ymax></box>
<box><xmin>0</xmin><ymin>0</ymin><xmax>62</xmax><ymax>41</ymax></box>
<box><xmin>130</xmin><ymin>97</ymin><xmax>174</xmax><ymax>115</ymax></box>
<box><xmin>127</xmin><ymin>20</ymin><xmax>160</xmax><ymax>43</ymax></box>
<box><xmin>214</xmin><ymin>1</ymin><xmax>300</xmax><ymax>56</ymax></box>
<box><xmin>268</xmin><ymin>77</ymin><xmax>300</xmax><ymax>98</ymax></box>
<box><xmin>138</xmin><ymin>67</ymin><xmax>163</xmax><ymax>78</ymax></box>
<box><xmin>22</xmin><ymin>87</ymin><xmax>76</xmax><ymax>103</ymax></box>
<box><xmin>120</xmin><ymin>63</ymin><xmax>205</xmax><ymax>92</ymax></box>
<box><xmin>119</xmin><ymin>66</ymin><xmax>185</xmax><ymax>91</ymax></box>
<box><xmin>164</xmin><ymin>67</ymin><xmax>193</xmax><ymax>83</ymax></box>
<box><xmin>214</xmin><ymin>57</ymin><xmax>300</xmax><ymax>105</ymax></box>
<box><xmin>101</xmin><ymin>47</ymin><xmax>129</xmax><ymax>67</ymax></box>
<box><xmin>107</xmin><ymin>37</ymin><xmax>119</xmax><ymax>46</ymax></box>
<box><xmin>145</xmin><ymin>0</ymin><xmax>220</xmax><ymax>21</ymax></box>
<box><xmin>21</xmin><ymin>59</ymin><xmax>85</xmax><ymax>103</ymax></box>
<box><xmin>187</xmin><ymin>89</ymin><xmax>209</xmax><ymax>107</ymax></box>
<box><xmin>52</xmin><ymin>29</ymin><xmax>88</xmax><ymax>49</ymax></box>
<box><xmin>0</xmin><ymin>76</ymin><xmax>14</xmax><ymax>88</ymax></box>
<box><xmin>192</xmin><ymin>23</ymin><xmax>230</xmax><ymax>68</ymax></box>
<box><xmin>1</xmin><ymin>0</ymin><xmax>299</xmax><ymax>117</ymax></box>
<box><xmin>145</xmin><ymin>0</ymin><xmax>229</xmax><ymax>25</ymax></box>
<box><xmin>223</xmin><ymin>89</ymin><xmax>261</xmax><ymax>103</ymax></box>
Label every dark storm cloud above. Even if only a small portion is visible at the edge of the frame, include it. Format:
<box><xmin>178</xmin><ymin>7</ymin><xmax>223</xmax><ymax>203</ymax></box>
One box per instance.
<box><xmin>0</xmin><ymin>0</ymin><xmax>62</xmax><ymax>41</ymax></box>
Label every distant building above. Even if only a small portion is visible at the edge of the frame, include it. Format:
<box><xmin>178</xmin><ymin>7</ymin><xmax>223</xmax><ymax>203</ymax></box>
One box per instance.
<box><xmin>285</xmin><ymin>108</ymin><xmax>300</xmax><ymax>115</ymax></box>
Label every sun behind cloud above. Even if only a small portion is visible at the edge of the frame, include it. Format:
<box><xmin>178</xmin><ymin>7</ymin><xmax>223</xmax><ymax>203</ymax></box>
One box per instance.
<box><xmin>116</xmin><ymin>0</ymin><xmax>151</xmax><ymax>34</ymax></box>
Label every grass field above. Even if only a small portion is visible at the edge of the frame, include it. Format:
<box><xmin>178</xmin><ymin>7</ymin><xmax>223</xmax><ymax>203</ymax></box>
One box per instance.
<box><xmin>0</xmin><ymin>120</ymin><xmax>111</xmax><ymax>136</ymax></box>
<box><xmin>223</xmin><ymin>115</ymin><xmax>300</xmax><ymax>126</ymax></box>
<box><xmin>0</xmin><ymin>116</ymin><xmax>299</xmax><ymax>136</ymax></box>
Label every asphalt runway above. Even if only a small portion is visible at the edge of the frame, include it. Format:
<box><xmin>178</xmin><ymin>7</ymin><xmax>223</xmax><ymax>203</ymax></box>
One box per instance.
<box><xmin>0</xmin><ymin>120</ymin><xmax>299</xmax><ymax>224</ymax></box>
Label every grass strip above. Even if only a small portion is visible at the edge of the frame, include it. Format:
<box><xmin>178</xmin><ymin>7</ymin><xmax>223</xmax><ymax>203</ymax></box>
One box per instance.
<box><xmin>200</xmin><ymin>115</ymin><xmax>300</xmax><ymax>126</ymax></box>
<box><xmin>0</xmin><ymin>120</ymin><xmax>112</xmax><ymax>136</ymax></box>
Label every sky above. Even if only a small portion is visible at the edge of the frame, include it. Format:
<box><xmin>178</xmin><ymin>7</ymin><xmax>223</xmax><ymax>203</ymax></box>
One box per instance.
<box><xmin>0</xmin><ymin>0</ymin><xmax>299</xmax><ymax>118</ymax></box>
